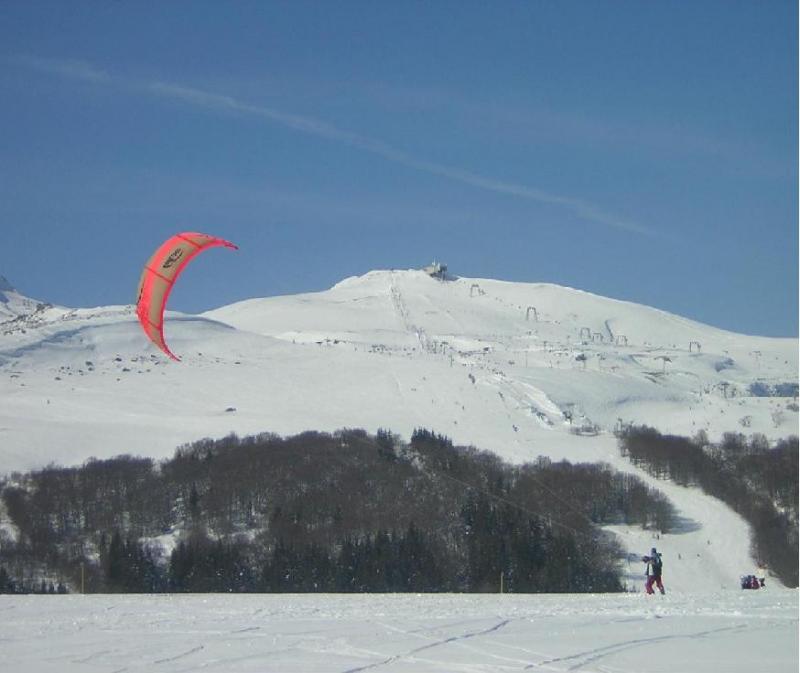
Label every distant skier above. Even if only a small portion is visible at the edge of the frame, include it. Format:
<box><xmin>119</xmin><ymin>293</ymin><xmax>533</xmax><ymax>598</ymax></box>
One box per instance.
<box><xmin>643</xmin><ymin>547</ymin><xmax>665</xmax><ymax>595</ymax></box>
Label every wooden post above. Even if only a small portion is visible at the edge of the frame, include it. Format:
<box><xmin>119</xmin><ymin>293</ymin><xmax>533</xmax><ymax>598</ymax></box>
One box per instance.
<box><xmin>81</xmin><ymin>563</ymin><xmax>85</xmax><ymax>595</ymax></box>
<box><xmin>500</xmin><ymin>571</ymin><xmax>504</xmax><ymax>594</ymax></box>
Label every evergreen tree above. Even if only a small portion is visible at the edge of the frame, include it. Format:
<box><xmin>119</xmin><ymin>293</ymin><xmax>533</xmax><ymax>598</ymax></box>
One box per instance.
<box><xmin>0</xmin><ymin>566</ymin><xmax>13</xmax><ymax>593</ymax></box>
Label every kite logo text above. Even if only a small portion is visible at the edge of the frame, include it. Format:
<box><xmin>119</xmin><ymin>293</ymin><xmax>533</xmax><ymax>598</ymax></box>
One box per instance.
<box><xmin>162</xmin><ymin>249</ymin><xmax>184</xmax><ymax>269</ymax></box>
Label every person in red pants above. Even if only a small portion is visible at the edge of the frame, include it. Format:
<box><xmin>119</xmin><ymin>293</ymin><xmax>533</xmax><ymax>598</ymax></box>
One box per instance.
<box><xmin>643</xmin><ymin>547</ymin><xmax>665</xmax><ymax>595</ymax></box>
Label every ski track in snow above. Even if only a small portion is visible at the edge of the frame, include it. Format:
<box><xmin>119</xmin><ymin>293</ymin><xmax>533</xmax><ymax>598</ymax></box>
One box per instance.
<box><xmin>152</xmin><ymin>644</ymin><xmax>206</xmax><ymax>665</ymax></box>
<box><xmin>527</xmin><ymin>623</ymin><xmax>749</xmax><ymax>671</ymax></box>
<box><xmin>343</xmin><ymin>618</ymin><xmax>513</xmax><ymax>673</ymax></box>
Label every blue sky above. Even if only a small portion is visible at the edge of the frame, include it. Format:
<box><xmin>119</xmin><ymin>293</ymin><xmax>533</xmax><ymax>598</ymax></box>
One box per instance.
<box><xmin>0</xmin><ymin>1</ymin><xmax>796</xmax><ymax>336</ymax></box>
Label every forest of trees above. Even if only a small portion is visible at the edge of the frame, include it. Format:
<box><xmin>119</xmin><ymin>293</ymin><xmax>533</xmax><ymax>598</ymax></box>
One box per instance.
<box><xmin>619</xmin><ymin>426</ymin><xmax>798</xmax><ymax>587</ymax></box>
<box><xmin>0</xmin><ymin>428</ymin><xmax>676</xmax><ymax>594</ymax></box>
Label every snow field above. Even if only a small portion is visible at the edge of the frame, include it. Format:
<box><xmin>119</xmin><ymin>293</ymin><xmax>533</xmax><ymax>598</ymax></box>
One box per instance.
<box><xmin>0</xmin><ymin>592</ymin><xmax>796</xmax><ymax>673</ymax></box>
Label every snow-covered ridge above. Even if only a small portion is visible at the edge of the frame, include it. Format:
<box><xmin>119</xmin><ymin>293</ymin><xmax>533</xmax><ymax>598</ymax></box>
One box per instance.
<box><xmin>0</xmin><ymin>276</ymin><xmax>65</xmax><ymax>332</ymax></box>
<box><xmin>0</xmin><ymin>267</ymin><xmax>795</xmax><ymax>472</ymax></box>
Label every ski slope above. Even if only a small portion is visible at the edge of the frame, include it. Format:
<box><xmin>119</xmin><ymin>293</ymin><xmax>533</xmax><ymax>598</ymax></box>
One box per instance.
<box><xmin>0</xmin><ymin>270</ymin><xmax>797</xmax><ymax>592</ymax></box>
<box><xmin>0</xmin><ymin>592</ymin><xmax>796</xmax><ymax>673</ymax></box>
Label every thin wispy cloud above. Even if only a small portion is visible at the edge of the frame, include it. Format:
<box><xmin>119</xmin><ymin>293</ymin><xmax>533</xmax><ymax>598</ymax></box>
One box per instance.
<box><xmin>15</xmin><ymin>55</ymin><xmax>652</xmax><ymax>236</ymax></box>
<box><xmin>13</xmin><ymin>55</ymin><xmax>111</xmax><ymax>83</ymax></box>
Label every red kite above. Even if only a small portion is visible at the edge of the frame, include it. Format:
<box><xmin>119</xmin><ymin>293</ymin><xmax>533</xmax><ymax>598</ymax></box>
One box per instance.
<box><xmin>135</xmin><ymin>232</ymin><xmax>237</xmax><ymax>360</ymax></box>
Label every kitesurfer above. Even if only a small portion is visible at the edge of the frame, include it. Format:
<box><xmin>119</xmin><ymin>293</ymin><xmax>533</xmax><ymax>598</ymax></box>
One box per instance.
<box><xmin>643</xmin><ymin>547</ymin><xmax>665</xmax><ymax>595</ymax></box>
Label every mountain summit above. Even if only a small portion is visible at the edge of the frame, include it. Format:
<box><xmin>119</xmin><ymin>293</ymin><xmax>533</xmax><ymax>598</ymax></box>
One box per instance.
<box><xmin>0</xmin><ymin>275</ymin><xmax>51</xmax><ymax>320</ymax></box>
<box><xmin>0</xmin><ymin>274</ymin><xmax>15</xmax><ymax>294</ymax></box>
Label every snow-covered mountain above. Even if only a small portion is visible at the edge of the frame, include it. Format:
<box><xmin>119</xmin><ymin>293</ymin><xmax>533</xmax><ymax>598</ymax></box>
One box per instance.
<box><xmin>2</xmin><ymin>268</ymin><xmax>795</xmax><ymax>474</ymax></box>
<box><xmin>0</xmin><ymin>275</ymin><xmax>55</xmax><ymax>324</ymax></box>
<box><xmin>0</xmin><ymin>269</ymin><xmax>797</xmax><ymax>590</ymax></box>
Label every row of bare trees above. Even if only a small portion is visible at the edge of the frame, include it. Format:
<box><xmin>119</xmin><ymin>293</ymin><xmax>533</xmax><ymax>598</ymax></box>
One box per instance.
<box><xmin>2</xmin><ymin>427</ymin><xmax>676</xmax><ymax>593</ymax></box>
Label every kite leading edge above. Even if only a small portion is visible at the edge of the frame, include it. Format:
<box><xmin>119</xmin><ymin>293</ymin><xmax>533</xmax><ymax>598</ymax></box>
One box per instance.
<box><xmin>135</xmin><ymin>232</ymin><xmax>238</xmax><ymax>361</ymax></box>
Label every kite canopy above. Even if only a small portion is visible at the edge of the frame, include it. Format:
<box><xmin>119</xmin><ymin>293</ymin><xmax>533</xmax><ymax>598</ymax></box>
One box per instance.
<box><xmin>135</xmin><ymin>232</ymin><xmax>238</xmax><ymax>360</ymax></box>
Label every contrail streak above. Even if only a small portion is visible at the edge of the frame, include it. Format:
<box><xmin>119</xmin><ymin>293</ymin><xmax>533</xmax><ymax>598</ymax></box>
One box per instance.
<box><xmin>15</xmin><ymin>55</ymin><xmax>652</xmax><ymax>235</ymax></box>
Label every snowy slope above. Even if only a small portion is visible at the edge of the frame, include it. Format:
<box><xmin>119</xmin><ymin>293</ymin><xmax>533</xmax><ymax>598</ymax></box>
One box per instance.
<box><xmin>0</xmin><ymin>269</ymin><xmax>796</xmax><ymax>591</ymax></box>
<box><xmin>1</xmin><ymin>592</ymin><xmax>797</xmax><ymax>673</ymax></box>
<box><xmin>207</xmin><ymin>269</ymin><xmax>797</xmax><ymax>445</ymax></box>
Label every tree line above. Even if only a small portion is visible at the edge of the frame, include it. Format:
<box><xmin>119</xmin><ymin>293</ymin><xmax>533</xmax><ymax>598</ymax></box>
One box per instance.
<box><xmin>619</xmin><ymin>426</ymin><xmax>798</xmax><ymax>587</ymax></box>
<box><xmin>1</xmin><ymin>427</ymin><xmax>676</xmax><ymax>593</ymax></box>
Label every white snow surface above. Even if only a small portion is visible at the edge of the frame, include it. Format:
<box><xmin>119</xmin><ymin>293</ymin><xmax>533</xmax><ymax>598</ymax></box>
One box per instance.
<box><xmin>0</xmin><ymin>269</ymin><xmax>797</xmax><ymax>593</ymax></box>
<box><xmin>0</xmin><ymin>591</ymin><xmax>796</xmax><ymax>673</ymax></box>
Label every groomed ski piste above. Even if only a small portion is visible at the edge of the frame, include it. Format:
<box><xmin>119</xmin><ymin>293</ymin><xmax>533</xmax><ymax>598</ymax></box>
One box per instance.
<box><xmin>1</xmin><ymin>270</ymin><xmax>797</xmax><ymax>672</ymax></box>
